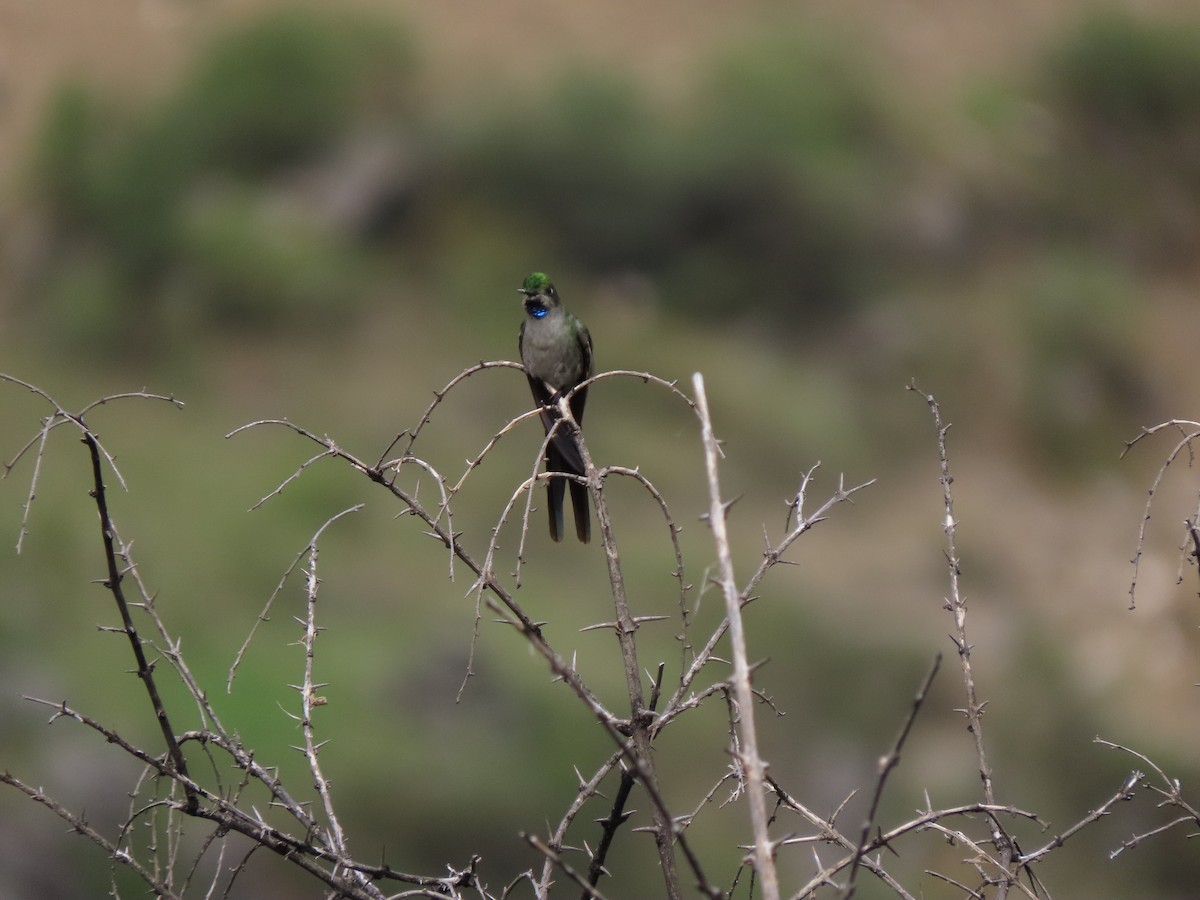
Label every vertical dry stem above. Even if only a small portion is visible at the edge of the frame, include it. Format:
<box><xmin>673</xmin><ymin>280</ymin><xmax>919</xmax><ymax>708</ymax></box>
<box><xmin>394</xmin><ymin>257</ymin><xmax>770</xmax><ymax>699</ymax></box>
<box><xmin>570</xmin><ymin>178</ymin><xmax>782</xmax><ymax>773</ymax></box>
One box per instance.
<box><xmin>911</xmin><ymin>384</ymin><xmax>1015</xmax><ymax>891</ymax></box>
<box><xmin>692</xmin><ymin>373</ymin><xmax>779</xmax><ymax>900</ymax></box>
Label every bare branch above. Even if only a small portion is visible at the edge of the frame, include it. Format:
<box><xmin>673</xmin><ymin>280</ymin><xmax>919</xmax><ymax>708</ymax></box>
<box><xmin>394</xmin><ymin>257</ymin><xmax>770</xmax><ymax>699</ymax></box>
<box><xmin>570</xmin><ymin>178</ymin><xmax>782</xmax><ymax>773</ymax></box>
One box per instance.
<box><xmin>295</xmin><ymin>507</ymin><xmax>372</xmax><ymax>894</ymax></box>
<box><xmin>0</xmin><ymin>375</ymin><xmax>182</xmax><ymax>551</ymax></box>
<box><xmin>523</xmin><ymin>832</ymin><xmax>614</xmax><ymax>900</ymax></box>
<box><xmin>570</xmin><ymin>391</ymin><xmax>684</xmax><ymax>900</ymax></box>
<box><xmin>841</xmin><ymin>653</ymin><xmax>942</xmax><ymax>899</ymax></box>
<box><xmin>1121</xmin><ymin>419</ymin><xmax>1200</xmax><ymax>607</ymax></box>
<box><xmin>660</xmin><ymin>471</ymin><xmax>873</xmax><ymax>730</ymax></box>
<box><xmin>0</xmin><ymin>771</ymin><xmax>184</xmax><ymax>899</ymax></box>
<box><xmin>69</xmin><ymin>411</ymin><xmax>198</xmax><ymax>813</ymax></box>
<box><xmin>1096</xmin><ymin>738</ymin><xmax>1200</xmax><ymax>858</ymax></box>
<box><xmin>1018</xmin><ymin>770</ymin><xmax>1143</xmax><ymax>865</ymax></box>
<box><xmin>693</xmin><ymin>371</ymin><xmax>779</xmax><ymax>900</ymax></box>
<box><xmin>908</xmin><ymin>382</ymin><xmax>1013</xmax><ymax>883</ymax></box>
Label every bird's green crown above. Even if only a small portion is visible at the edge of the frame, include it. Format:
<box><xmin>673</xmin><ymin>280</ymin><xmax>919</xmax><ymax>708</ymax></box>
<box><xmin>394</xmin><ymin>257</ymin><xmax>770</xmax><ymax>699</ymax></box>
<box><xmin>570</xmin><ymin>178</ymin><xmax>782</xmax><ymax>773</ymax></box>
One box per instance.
<box><xmin>522</xmin><ymin>272</ymin><xmax>552</xmax><ymax>294</ymax></box>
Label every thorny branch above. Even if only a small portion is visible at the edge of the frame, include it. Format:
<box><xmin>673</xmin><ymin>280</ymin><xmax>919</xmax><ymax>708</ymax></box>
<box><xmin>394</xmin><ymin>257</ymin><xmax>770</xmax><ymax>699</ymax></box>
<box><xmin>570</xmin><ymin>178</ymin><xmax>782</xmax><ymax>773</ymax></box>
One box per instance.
<box><xmin>0</xmin><ymin>770</ymin><xmax>183</xmax><ymax>899</ymax></box>
<box><xmin>1096</xmin><ymin>739</ymin><xmax>1200</xmax><ymax>859</ymax></box>
<box><xmin>79</xmin><ymin>423</ymin><xmax>198</xmax><ymax>813</ymax></box>
<box><xmin>694</xmin><ymin>372</ymin><xmax>779</xmax><ymax>900</ymax></box>
<box><xmin>841</xmin><ymin>652</ymin><xmax>942</xmax><ymax>899</ymax></box>
<box><xmin>908</xmin><ymin>382</ymin><xmax>1018</xmax><ymax>895</ymax></box>
<box><xmin>569</xmin><ymin>389</ymin><xmax>683</xmax><ymax>900</ymax></box>
<box><xmin>0</xmin><ymin>380</ymin><xmax>477</xmax><ymax>898</ymax></box>
<box><xmin>1121</xmin><ymin>419</ymin><xmax>1200</xmax><ymax>606</ymax></box>
<box><xmin>2</xmin><ymin>369</ymin><xmax>1177</xmax><ymax>898</ymax></box>
<box><xmin>294</xmin><ymin>506</ymin><xmax>369</xmax><ymax>893</ymax></box>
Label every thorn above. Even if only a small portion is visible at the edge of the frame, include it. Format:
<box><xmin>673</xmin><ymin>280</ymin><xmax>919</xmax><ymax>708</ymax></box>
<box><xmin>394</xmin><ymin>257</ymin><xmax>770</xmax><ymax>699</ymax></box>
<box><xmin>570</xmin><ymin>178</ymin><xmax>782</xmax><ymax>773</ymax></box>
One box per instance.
<box><xmin>579</xmin><ymin>620</ymin><xmax>619</xmax><ymax>633</ymax></box>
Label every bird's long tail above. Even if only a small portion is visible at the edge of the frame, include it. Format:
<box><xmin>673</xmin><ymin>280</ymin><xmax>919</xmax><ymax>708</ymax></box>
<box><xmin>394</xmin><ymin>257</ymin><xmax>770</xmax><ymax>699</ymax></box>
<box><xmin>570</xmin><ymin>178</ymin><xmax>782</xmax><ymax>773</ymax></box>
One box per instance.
<box><xmin>545</xmin><ymin>429</ymin><xmax>590</xmax><ymax>543</ymax></box>
<box><xmin>567</xmin><ymin>477</ymin><xmax>590</xmax><ymax>543</ymax></box>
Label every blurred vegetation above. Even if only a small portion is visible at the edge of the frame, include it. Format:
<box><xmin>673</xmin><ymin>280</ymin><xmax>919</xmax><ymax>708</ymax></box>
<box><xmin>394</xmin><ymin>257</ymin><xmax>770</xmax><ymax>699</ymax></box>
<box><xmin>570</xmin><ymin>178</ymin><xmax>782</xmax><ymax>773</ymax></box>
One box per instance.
<box><xmin>4</xmin><ymin>3</ymin><xmax>1200</xmax><ymax>898</ymax></box>
<box><xmin>1039</xmin><ymin>9</ymin><xmax>1200</xmax><ymax>263</ymax></box>
<box><xmin>448</xmin><ymin>29</ymin><xmax>908</xmax><ymax>322</ymax></box>
<box><xmin>16</xmin><ymin>5</ymin><xmax>1200</xmax><ymax>454</ymax></box>
<box><xmin>20</xmin><ymin>6</ymin><xmax>1200</xmax><ymax>345</ymax></box>
<box><xmin>26</xmin><ymin>8</ymin><xmax>413</xmax><ymax>348</ymax></box>
<box><xmin>17</xmin><ymin>11</ymin><xmax>925</xmax><ymax>348</ymax></box>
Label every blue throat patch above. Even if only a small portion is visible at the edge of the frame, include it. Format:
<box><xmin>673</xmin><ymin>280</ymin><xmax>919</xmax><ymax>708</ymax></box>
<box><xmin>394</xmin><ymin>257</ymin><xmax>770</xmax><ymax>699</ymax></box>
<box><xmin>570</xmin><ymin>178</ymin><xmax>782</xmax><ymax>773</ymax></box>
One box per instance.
<box><xmin>529</xmin><ymin>305</ymin><xmax>548</xmax><ymax>319</ymax></box>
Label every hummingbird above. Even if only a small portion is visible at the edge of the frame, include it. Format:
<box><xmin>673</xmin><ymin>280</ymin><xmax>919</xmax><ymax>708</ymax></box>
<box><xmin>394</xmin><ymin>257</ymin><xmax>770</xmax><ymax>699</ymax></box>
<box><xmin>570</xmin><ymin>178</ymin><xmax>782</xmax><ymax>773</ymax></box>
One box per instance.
<box><xmin>518</xmin><ymin>272</ymin><xmax>594</xmax><ymax>543</ymax></box>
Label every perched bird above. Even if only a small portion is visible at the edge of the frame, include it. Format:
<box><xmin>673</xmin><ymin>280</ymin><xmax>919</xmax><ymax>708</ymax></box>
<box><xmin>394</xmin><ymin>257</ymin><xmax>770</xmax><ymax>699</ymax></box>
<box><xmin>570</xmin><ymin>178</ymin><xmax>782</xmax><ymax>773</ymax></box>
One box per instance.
<box><xmin>518</xmin><ymin>272</ymin><xmax>594</xmax><ymax>543</ymax></box>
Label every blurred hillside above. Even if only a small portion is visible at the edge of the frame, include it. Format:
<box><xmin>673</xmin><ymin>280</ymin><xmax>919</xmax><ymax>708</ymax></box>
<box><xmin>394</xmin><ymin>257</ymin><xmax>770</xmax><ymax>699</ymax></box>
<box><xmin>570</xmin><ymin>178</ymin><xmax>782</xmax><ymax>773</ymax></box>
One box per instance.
<box><xmin>3</xmin><ymin>1</ymin><xmax>1200</xmax><ymax>898</ymax></box>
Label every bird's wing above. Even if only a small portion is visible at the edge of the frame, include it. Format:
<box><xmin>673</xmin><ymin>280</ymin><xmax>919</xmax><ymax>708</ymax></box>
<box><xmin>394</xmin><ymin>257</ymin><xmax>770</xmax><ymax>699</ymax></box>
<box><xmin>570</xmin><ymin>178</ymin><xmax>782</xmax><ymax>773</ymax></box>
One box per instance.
<box><xmin>520</xmin><ymin>319</ymin><xmax>555</xmax><ymax>408</ymax></box>
<box><xmin>568</xmin><ymin>317</ymin><xmax>594</xmax><ymax>426</ymax></box>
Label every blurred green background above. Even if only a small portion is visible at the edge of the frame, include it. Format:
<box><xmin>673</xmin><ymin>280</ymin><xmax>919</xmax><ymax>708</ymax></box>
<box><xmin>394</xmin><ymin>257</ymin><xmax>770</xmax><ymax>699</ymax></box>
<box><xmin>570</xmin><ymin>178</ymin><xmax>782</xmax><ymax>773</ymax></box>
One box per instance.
<box><xmin>3</xmin><ymin>0</ymin><xmax>1200</xmax><ymax>897</ymax></box>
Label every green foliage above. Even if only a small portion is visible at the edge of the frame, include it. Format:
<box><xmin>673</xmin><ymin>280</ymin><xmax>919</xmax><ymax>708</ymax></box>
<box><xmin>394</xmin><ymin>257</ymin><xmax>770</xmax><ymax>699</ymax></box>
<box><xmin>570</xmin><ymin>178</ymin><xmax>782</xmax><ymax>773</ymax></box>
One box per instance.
<box><xmin>449</xmin><ymin>73</ymin><xmax>677</xmax><ymax>268</ymax></box>
<box><xmin>37</xmin><ymin>252</ymin><xmax>131</xmax><ymax>347</ymax></box>
<box><xmin>1048</xmin><ymin>9</ymin><xmax>1200</xmax><ymax>134</ymax></box>
<box><xmin>446</xmin><ymin>29</ymin><xmax>908</xmax><ymax>326</ymax></box>
<box><xmin>692</xmin><ymin>28</ymin><xmax>901</xmax><ymax>206</ymax></box>
<box><xmin>32</xmin><ymin>6</ymin><xmax>1200</xmax><ymax>350</ymax></box>
<box><xmin>164</xmin><ymin>10</ymin><xmax>410</xmax><ymax>175</ymax></box>
<box><xmin>688</xmin><ymin>27</ymin><xmax>909</xmax><ymax>317</ymax></box>
<box><xmin>1039</xmin><ymin>10</ymin><xmax>1200</xmax><ymax>262</ymax></box>
<box><xmin>1015</xmin><ymin>250</ymin><xmax>1150</xmax><ymax>468</ymax></box>
<box><xmin>175</xmin><ymin>185</ymin><xmax>366</xmax><ymax>330</ymax></box>
<box><xmin>26</xmin><ymin>8</ymin><xmax>413</xmax><ymax>347</ymax></box>
<box><xmin>31</xmin><ymin>81</ymin><xmax>99</xmax><ymax>215</ymax></box>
